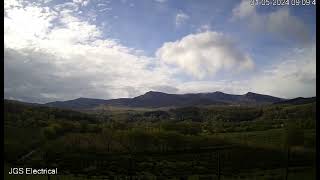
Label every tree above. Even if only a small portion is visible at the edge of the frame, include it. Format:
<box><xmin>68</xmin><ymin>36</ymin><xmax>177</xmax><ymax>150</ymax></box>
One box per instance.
<box><xmin>42</xmin><ymin>126</ymin><xmax>57</xmax><ymax>140</ymax></box>
<box><xmin>285</xmin><ymin>123</ymin><xmax>304</xmax><ymax>147</ymax></box>
<box><xmin>101</xmin><ymin>128</ymin><xmax>115</xmax><ymax>152</ymax></box>
<box><xmin>284</xmin><ymin>122</ymin><xmax>304</xmax><ymax>180</ymax></box>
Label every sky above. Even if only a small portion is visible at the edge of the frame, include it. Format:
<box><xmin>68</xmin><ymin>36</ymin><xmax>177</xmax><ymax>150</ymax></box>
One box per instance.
<box><xmin>4</xmin><ymin>0</ymin><xmax>316</xmax><ymax>103</ymax></box>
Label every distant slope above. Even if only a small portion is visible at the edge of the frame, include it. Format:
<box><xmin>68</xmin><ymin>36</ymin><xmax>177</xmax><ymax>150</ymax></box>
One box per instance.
<box><xmin>43</xmin><ymin>91</ymin><xmax>286</xmax><ymax>109</ymax></box>
<box><xmin>4</xmin><ymin>99</ymin><xmax>100</xmax><ymax>122</ymax></box>
<box><xmin>273</xmin><ymin>97</ymin><xmax>316</xmax><ymax>105</ymax></box>
<box><xmin>121</xmin><ymin>91</ymin><xmax>229</xmax><ymax>108</ymax></box>
<box><xmin>3</xmin><ymin>99</ymin><xmax>41</xmax><ymax>107</ymax></box>
<box><xmin>240</xmin><ymin>92</ymin><xmax>284</xmax><ymax>104</ymax></box>
<box><xmin>45</xmin><ymin>98</ymin><xmax>108</xmax><ymax>109</ymax></box>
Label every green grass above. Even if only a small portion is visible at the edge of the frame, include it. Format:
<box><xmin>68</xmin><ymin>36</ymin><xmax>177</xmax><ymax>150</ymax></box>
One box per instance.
<box><xmin>214</xmin><ymin>128</ymin><xmax>286</xmax><ymax>149</ymax></box>
<box><xmin>4</xmin><ymin>166</ymin><xmax>315</xmax><ymax>180</ymax></box>
<box><xmin>4</xmin><ymin>126</ymin><xmax>44</xmax><ymax>161</ymax></box>
<box><xmin>213</xmin><ymin>128</ymin><xmax>316</xmax><ymax>150</ymax></box>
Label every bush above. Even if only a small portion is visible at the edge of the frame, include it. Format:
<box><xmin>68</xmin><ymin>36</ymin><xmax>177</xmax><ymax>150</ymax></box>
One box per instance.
<box><xmin>42</xmin><ymin>126</ymin><xmax>57</xmax><ymax>139</ymax></box>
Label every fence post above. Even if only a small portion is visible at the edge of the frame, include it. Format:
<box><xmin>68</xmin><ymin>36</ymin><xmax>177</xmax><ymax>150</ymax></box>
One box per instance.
<box><xmin>217</xmin><ymin>151</ymin><xmax>221</xmax><ymax>180</ymax></box>
<box><xmin>43</xmin><ymin>152</ymin><xmax>51</xmax><ymax>180</ymax></box>
<box><xmin>285</xmin><ymin>147</ymin><xmax>290</xmax><ymax>180</ymax></box>
<box><xmin>129</xmin><ymin>155</ymin><xmax>134</xmax><ymax>180</ymax></box>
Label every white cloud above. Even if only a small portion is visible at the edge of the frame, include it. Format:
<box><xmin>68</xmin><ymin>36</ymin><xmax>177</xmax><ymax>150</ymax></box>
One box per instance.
<box><xmin>175</xmin><ymin>11</ymin><xmax>189</xmax><ymax>27</ymax></box>
<box><xmin>4</xmin><ymin>0</ymin><xmax>23</xmax><ymax>9</ymax></box>
<box><xmin>172</xmin><ymin>42</ymin><xmax>316</xmax><ymax>98</ymax></box>
<box><xmin>97</xmin><ymin>3</ymin><xmax>107</xmax><ymax>7</ymax></box>
<box><xmin>4</xmin><ymin>0</ymin><xmax>175</xmax><ymax>103</ymax></box>
<box><xmin>96</xmin><ymin>2</ymin><xmax>112</xmax><ymax>12</ymax></box>
<box><xmin>232</xmin><ymin>0</ymin><xmax>311</xmax><ymax>44</ymax></box>
<box><xmin>250</xmin><ymin>42</ymin><xmax>316</xmax><ymax>98</ymax></box>
<box><xmin>98</xmin><ymin>7</ymin><xmax>112</xmax><ymax>12</ymax></box>
<box><xmin>156</xmin><ymin>31</ymin><xmax>254</xmax><ymax>79</ymax></box>
<box><xmin>197</xmin><ymin>24</ymin><xmax>211</xmax><ymax>33</ymax></box>
<box><xmin>232</xmin><ymin>0</ymin><xmax>255</xmax><ymax>19</ymax></box>
<box><xmin>4</xmin><ymin>0</ymin><xmax>315</xmax><ymax>103</ymax></box>
<box><xmin>73</xmin><ymin>0</ymin><xmax>90</xmax><ymax>7</ymax></box>
<box><xmin>176</xmin><ymin>80</ymin><xmax>250</xmax><ymax>95</ymax></box>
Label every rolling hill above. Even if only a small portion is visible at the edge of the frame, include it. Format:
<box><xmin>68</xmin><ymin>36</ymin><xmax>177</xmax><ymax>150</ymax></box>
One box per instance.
<box><xmin>43</xmin><ymin>91</ymin><xmax>287</xmax><ymax>109</ymax></box>
<box><xmin>273</xmin><ymin>97</ymin><xmax>316</xmax><ymax>105</ymax></box>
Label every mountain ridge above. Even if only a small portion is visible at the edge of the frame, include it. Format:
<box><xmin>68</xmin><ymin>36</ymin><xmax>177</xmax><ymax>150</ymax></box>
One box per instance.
<box><xmin>273</xmin><ymin>97</ymin><xmax>316</xmax><ymax>105</ymax></box>
<box><xmin>43</xmin><ymin>91</ymin><xmax>287</xmax><ymax>109</ymax></box>
<box><xmin>5</xmin><ymin>91</ymin><xmax>316</xmax><ymax>110</ymax></box>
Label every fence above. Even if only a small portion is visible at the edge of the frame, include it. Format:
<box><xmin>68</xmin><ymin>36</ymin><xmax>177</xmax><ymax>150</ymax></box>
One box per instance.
<box><xmin>10</xmin><ymin>145</ymin><xmax>316</xmax><ymax>180</ymax></box>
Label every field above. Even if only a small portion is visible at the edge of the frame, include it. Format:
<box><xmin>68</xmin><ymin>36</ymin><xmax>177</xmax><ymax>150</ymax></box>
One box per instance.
<box><xmin>4</xmin><ymin>100</ymin><xmax>316</xmax><ymax>179</ymax></box>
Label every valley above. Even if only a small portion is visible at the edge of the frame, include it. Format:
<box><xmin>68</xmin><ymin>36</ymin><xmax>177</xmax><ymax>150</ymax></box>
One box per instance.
<box><xmin>4</xmin><ymin>92</ymin><xmax>316</xmax><ymax>179</ymax></box>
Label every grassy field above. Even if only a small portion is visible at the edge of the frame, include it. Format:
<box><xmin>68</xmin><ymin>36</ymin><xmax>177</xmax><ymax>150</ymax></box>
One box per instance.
<box><xmin>4</xmin><ymin>164</ymin><xmax>315</xmax><ymax>180</ymax></box>
<box><xmin>4</xmin><ymin>100</ymin><xmax>316</xmax><ymax>179</ymax></box>
<box><xmin>214</xmin><ymin>128</ymin><xmax>316</xmax><ymax>150</ymax></box>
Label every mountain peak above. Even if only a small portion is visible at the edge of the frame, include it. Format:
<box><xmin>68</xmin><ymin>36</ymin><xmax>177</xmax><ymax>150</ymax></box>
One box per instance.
<box><xmin>245</xmin><ymin>92</ymin><xmax>256</xmax><ymax>95</ymax></box>
<box><xmin>75</xmin><ymin>97</ymin><xmax>89</xmax><ymax>100</ymax></box>
<box><xmin>74</xmin><ymin>97</ymin><xmax>103</xmax><ymax>101</ymax></box>
<box><xmin>132</xmin><ymin>91</ymin><xmax>169</xmax><ymax>101</ymax></box>
<box><xmin>141</xmin><ymin>91</ymin><xmax>168</xmax><ymax>97</ymax></box>
<box><xmin>145</xmin><ymin>91</ymin><xmax>164</xmax><ymax>94</ymax></box>
<box><xmin>244</xmin><ymin>92</ymin><xmax>265</xmax><ymax>97</ymax></box>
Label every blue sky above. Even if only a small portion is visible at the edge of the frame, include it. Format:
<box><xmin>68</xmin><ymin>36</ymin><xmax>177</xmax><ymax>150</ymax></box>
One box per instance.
<box><xmin>98</xmin><ymin>0</ymin><xmax>315</xmax><ymax>54</ymax></box>
<box><xmin>4</xmin><ymin>0</ymin><xmax>316</xmax><ymax>103</ymax></box>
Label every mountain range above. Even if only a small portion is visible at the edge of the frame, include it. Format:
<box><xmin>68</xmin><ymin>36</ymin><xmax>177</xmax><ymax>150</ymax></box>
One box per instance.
<box><xmin>43</xmin><ymin>91</ymin><xmax>292</xmax><ymax>109</ymax></box>
<box><xmin>273</xmin><ymin>97</ymin><xmax>316</xmax><ymax>105</ymax></box>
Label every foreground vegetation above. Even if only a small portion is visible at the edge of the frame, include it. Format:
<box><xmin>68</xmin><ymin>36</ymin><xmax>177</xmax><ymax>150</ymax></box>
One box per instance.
<box><xmin>4</xmin><ymin>100</ymin><xmax>316</xmax><ymax>179</ymax></box>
